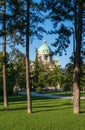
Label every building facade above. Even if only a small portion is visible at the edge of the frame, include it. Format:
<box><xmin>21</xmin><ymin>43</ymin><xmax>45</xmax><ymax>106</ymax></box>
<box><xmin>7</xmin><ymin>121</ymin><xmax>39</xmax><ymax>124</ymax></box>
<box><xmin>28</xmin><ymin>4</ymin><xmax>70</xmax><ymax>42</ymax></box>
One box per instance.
<box><xmin>38</xmin><ymin>40</ymin><xmax>58</xmax><ymax>68</ymax></box>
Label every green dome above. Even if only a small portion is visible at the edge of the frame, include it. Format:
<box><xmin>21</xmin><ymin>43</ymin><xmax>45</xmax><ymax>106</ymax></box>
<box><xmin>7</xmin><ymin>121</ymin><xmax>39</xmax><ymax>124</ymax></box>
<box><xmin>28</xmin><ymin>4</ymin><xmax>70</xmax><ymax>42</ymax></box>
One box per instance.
<box><xmin>38</xmin><ymin>40</ymin><xmax>52</xmax><ymax>54</ymax></box>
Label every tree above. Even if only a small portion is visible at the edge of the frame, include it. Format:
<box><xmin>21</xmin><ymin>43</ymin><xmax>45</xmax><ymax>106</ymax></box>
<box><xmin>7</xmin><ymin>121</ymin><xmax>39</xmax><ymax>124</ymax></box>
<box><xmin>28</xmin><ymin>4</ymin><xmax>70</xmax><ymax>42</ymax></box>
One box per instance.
<box><xmin>25</xmin><ymin>0</ymin><xmax>32</xmax><ymax>114</ymax></box>
<box><xmin>8</xmin><ymin>0</ymin><xmax>46</xmax><ymax>113</ymax></box>
<box><xmin>0</xmin><ymin>51</ymin><xmax>17</xmax><ymax>96</ymax></box>
<box><xmin>41</xmin><ymin>0</ymin><xmax>85</xmax><ymax>114</ymax></box>
<box><xmin>0</xmin><ymin>0</ymin><xmax>24</xmax><ymax>106</ymax></box>
<box><xmin>2</xmin><ymin>0</ymin><xmax>8</xmax><ymax>107</ymax></box>
<box><xmin>0</xmin><ymin>0</ymin><xmax>46</xmax><ymax>113</ymax></box>
<box><xmin>73</xmin><ymin>1</ymin><xmax>83</xmax><ymax>114</ymax></box>
<box><xmin>9</xmin><ymin>50</ymin><xmax>26</xmax><ymax>92</ymax></box>
<box><xmin>48</xmin><ymin>64</ymin><xmax>62</xmax><ymax>89</ymax></box>
<box><xmin>32</xmin><ymin>49</ymin><xmax>47</xmax><ymax>91</ymax></box>
<box><xmin>64</xmin><ymin>63</ymin><xmax>74</xmax><ymax>92</ymax></box>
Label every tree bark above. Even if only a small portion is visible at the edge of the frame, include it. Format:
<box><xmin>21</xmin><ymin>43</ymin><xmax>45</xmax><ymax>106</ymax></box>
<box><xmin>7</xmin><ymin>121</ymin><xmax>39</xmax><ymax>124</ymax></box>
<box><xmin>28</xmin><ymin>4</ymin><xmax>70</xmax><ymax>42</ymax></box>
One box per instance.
<box><xmin>73</xmin><ymin>3</ymin><xmax>82</xmax><ymax>114</ymax></box>
<box><xmin>26</xmin><ymin>0</ymin><xmax>32</xmax><ymax>114</ymax></box>
<box><xmin>3</xmin><ymin>36</ymin><xmax>8</xmax><ymax>107</ymax></box>
<box><xmin>2</xmin><ymin>0</ymin><xmax>8</xmax><ymax>107</ymax></box>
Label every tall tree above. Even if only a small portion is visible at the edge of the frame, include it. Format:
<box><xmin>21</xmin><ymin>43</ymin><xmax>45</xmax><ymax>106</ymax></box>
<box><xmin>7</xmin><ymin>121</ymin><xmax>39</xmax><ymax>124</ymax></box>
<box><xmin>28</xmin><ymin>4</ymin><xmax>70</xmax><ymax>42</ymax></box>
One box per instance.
<box><xmin>26</xmin><ymin>0</ymin><xmax>32</xmax><ymax>114</ymax></box>
<box><xmin>2</xmin><ymin>0</ymin><xmax>8</xmax><ymax>107</ymax></box>
<box><xmin>41</xmin><ymin>0</ymin><xmax>85</xmax><ymax>114</ymax></box>
<box><xmin>0</xmin><ymin>0</ymin><xmax>24</xmax><ymax>106</ymax></box>
<box><xmin>0</xmin><ymin>0</ymin><xmax>47</xmax><ymax>113</ymax></box>
<box><xmin>73</xmin><ymin>1</ymin><xmax>83</xmax><ymax>114</ymax></box>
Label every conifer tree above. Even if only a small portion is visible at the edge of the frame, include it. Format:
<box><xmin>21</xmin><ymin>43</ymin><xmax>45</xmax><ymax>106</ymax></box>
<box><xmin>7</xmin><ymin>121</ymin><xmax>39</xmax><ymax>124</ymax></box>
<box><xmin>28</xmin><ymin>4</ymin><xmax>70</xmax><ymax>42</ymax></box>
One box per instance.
<box><xmin>0</xmin><ymin>0</ymin><xmax>8</xmax><ymax>106</ymax></box>
<box><xmin>41</xmin><ymin>0</ymin><xmax>85</xmax><ymax>114</ymax></box>
<box><xmin>25</xmin><ymin>0</ymin><xmax>32</xmax><ymax>114</ymax></box>
<box><xmin>0</xmin><ymin>0</ymin><xmax>46</xmax><ymax>111</ymax></box>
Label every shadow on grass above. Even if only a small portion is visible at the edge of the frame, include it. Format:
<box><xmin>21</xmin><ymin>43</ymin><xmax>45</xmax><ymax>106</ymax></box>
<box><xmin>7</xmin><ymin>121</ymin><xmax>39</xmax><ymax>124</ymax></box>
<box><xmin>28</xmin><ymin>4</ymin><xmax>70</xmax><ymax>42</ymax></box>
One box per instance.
<box><xmin>33</xmin><ymin>106</ymin><xmax>72</xmax><ymax>113</ymax></box>
<box><xmin>32</xmin><ymin>102</ymin><xmax>72</xmax><ymax>113</ymax></box>
<box><xmin>0</xmin><ymin>106</ymin><xmax>27</xmax><ymax>112</ymax></box>
<box><xmin>80</xmin><ymin>110</ymin><xmax>85</xmax><ymax>114</ymax></box>
<box><xmin>0</xmin><ymin>102</ymin><xmax>72</xmax><ymax>112</ymax></box>
<box><xmin>0</xmin><ymin>95</ymin><xmax>73</xmax><ymax>113</ymax></box>
<box><xmin>0</xmin><ymin>103</ymin><xmax>72</xmax><ymax>114</ymax></box>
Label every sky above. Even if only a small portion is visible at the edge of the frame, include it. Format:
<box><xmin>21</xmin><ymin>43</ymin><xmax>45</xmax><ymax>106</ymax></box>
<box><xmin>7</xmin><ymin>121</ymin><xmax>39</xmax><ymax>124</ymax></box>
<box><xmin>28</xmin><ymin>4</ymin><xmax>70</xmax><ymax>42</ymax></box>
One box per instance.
<box><xmin>29</xmin><ymin>18</ymin><xmax>73</xmax><ymax>68</ymax></box>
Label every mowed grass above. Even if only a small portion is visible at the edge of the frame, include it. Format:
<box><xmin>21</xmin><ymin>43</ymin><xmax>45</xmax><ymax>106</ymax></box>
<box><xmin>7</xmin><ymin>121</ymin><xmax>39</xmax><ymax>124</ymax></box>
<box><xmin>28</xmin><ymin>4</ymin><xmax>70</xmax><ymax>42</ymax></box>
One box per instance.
<box><xmin>0</xmin><ymin>96</ymin><xmax>85</xmax><ymax>130</ymax></box>
<box><xmin>42</xmin><ymin>90</ymin><xmax>85</xmax><ymax>97</ymax></box>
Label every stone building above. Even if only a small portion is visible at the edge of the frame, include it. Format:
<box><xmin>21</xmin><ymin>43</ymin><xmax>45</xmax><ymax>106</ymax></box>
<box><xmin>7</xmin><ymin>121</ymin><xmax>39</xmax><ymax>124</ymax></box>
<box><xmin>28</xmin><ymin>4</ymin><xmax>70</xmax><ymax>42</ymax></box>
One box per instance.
<box><xmin>37</xmin><ymin>40</ymin><xmax>58</xmax><ymax>69</ymax></box>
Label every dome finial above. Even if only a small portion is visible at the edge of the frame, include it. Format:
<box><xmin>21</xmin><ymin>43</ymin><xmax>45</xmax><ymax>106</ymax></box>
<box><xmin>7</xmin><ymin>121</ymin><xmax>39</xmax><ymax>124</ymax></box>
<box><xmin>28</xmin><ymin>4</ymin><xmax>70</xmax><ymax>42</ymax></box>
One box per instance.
<box><xmin>43</xmin><ymin>40</ymin><xmax>47</xmax><ymax>44</ymax></box>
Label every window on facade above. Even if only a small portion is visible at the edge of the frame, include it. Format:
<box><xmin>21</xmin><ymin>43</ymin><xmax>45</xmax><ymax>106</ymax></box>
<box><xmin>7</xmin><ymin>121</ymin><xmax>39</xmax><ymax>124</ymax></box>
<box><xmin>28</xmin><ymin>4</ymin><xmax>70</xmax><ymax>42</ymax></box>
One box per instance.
<box><xmin>44</xmin><ymin>55</ymin><xmax>48</xmax><ymax>60</ymax></box>
<box><xmin>39</xmin><ymin>56</ymin><xmax>42</xmax><ymax>61</ymax></box>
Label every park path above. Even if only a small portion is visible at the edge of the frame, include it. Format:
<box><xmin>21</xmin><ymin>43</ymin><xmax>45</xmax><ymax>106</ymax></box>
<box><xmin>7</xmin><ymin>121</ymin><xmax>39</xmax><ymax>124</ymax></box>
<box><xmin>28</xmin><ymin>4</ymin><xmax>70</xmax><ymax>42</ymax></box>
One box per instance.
<box><xmin>18</xmin><ymin>91</ymin><xmax>85</xmax><ymax>100</ymax></box>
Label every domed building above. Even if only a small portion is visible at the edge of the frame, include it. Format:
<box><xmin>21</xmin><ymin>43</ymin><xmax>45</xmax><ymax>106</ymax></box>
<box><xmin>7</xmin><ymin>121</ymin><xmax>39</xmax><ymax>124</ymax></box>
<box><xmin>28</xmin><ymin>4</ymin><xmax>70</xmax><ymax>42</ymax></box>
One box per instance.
<box><xmin>37</xmin><ymin>40</ymin><xmax>59</xmax><ymax>68</ymax></box>
<box><xmin>38</xmin><ymin>40</ymin><xmax>52</xmax><ymax>65</ymax></box>
<box><xmin>30</xmin><ymin>40</ymin><xmax>59</xmax><ymax>70</ymax></box>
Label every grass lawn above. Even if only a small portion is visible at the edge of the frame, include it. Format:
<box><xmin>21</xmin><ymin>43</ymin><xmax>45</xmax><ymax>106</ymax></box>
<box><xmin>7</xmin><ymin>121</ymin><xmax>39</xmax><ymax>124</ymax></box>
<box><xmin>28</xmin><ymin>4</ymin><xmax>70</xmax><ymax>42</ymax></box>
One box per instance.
<box><xmin>42</xmin><ymin>91</ymin><xmax>73</xmax><ymax>96</ymax></box>
<box><xmin>42</xmin><ymin>90</ymin><xmax>85</xmax><ymax>97</ymax></box>
<box><xmin>0</xmin><ymin>95</ymin><xmax>85</xmax><ymax>130</ymax></box>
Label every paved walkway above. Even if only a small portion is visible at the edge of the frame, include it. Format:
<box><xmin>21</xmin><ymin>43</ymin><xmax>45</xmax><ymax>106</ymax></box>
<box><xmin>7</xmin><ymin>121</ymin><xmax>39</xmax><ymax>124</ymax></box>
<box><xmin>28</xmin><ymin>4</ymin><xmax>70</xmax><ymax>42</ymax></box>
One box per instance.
<box><xmin>18</xmin><ymin>91</ymin><xmax>85</xmax><ymax>99</ymax></box>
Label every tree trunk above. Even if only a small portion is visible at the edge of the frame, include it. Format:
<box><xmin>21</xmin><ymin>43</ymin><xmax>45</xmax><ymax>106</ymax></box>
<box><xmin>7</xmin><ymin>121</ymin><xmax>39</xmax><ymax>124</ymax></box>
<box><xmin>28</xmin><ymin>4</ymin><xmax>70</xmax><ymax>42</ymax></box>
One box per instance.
<box><xmin>73</xmin><ymin>3</ymin><xmax>82</xmax><ymax>114</ymax></box>
<box><xmin>26</xmin><ymin>0</ymin><xmax>32</xmax><ymax>114</ymax></box>
<box><xmin>2</xmin><ymin>0</ymin><xmax>8</xmax><ymax>107</ymax></box>
<box><xmin>3</xmin><ymin>36</ymin><xmax>8</xmax><ymax>107</ymax></box>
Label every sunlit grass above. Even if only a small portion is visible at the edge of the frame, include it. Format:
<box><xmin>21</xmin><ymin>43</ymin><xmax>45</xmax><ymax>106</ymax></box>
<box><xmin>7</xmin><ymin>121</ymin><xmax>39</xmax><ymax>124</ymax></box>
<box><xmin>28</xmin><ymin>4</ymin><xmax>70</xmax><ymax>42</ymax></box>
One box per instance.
<box><xmin>0</xmin><ymin>95</ymin><xmax>85</xmax><ymax>130</ymax></box>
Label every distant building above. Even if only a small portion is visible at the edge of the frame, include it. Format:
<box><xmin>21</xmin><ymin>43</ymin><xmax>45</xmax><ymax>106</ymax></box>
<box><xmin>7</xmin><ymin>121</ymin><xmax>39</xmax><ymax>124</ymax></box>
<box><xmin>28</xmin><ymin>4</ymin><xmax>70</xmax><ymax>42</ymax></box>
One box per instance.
<box><xmin>37</xmin><ymin>40</ymin><xmax>59</xmax><ymax>69</ymax></box>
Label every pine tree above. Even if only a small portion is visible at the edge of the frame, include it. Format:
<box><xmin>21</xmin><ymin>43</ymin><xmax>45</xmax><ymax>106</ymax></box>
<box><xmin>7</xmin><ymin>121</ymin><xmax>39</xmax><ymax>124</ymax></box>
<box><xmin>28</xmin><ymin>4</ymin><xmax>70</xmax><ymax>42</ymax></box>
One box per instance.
<box><xmin>25</xmin><ymin>0</ymin><xmax>32</xmax><ymax>114</ymax></box>
<box><xmin>41</xmin><ymin>0</ymin><xmax>85</xmax><ymax>114</ymax></box>
<box><xmin>73</xmin><ymin>1</ymin><xmax>83</xmax><ymax>114</ymax></box>
<box><xmin>0</xmin><ymin>0</ymin><xmax>47</xmax><ymax>111</ymax></box>
<box><xmin>1</xmin><ymin>0</ymin><xmax>8</xmax><ymax>107</ymax></box>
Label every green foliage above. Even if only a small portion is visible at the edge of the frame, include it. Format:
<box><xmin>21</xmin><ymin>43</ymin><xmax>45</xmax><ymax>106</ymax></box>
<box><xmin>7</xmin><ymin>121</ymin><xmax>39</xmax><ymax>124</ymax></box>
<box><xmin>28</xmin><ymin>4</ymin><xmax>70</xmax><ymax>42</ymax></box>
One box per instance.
<box><xmin>62</xmin><ymin>63</ymin><xmax>74</xmax><ymax>91</ymax></box>
<box><xmin>0</xmin><ymin>0</ymin><xmax>46</xmax><ymax>49</ymax></box>
<box><xmin>0</xmin><ymin>52</ymin><xmax>15</xmax><ymax>96</ymax></box>
<box><xmin>7</xmin><ymin>63</ymin><xmax>16</xmax><ymax>95</ymax></box>
<box><xmin>31</xmin><ymin>49</ymin><xmax>47</xmax><ymax>90</ymax></box>
<box><xmin>48</xmin><ymin>64</ymin><xmax>62</xmax><ymax>87</ymax></box>
<box><xmin>10</xmin><ymin>50</ymin><xmax>26</xmax><ymax>90</ymax></box>
<box><xmin>0</xmin><ymin>51</ymin><xmax>26</xmax><ymax>96</ymax></box>
<box><xmin>31</xmin><ymin>50</ymin><xmax>63</xmax><ymax>91</ymax></box>
<box><xmin>80</xmin><ymin>64</ymin><xmax>85</xmax><ymax>90</ymax></box>
<box><xmin>32</xmin><ymin>60</ymin><xmax>48</xmax><ymax>90</ymax></box>
<box><xmin>41</xmin><ymin>0</ymin><xmax>85</xmax><ymax>56</ymax></box>
<box><xmin>63</xmin><ymin>62</ymin><xmax>85</xmax><ymax>91</ymax></box>
<box><xmin>41</xmin><ymin>0</ymin><xmax>74</xmax><ymax>55</ymax></box>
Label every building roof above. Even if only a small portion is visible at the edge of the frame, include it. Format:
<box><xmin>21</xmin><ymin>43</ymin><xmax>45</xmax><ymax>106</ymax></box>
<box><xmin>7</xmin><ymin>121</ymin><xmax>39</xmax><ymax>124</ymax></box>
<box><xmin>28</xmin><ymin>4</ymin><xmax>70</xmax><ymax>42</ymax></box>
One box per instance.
<box><xmin>38</xmin><ymin>40</ymin><xmax>52</xmax><ymax>54</ymax></box>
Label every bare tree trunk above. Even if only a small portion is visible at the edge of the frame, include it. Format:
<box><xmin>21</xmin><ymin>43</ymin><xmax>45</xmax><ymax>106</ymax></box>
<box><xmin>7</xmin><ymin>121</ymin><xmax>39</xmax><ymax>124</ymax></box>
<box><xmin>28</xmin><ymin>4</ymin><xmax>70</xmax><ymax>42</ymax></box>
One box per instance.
<box><xmin>2</xmin><ymin>0</ymin><xmax>8</xmax><ymax>107</ymax></box>
<box><xmin>26</xmin><ymin>0</ymin><xmax>32</xmax><ymax>114</ymax></box>
<box><xmin>3</xmin><ymin>35</ymin><xmax>8</xmax><ymax>107</ymax></box>
<box><xmin>73</xmin><ymin>3</ymin><xmax>82</xmax><ymax>114</ymax></box>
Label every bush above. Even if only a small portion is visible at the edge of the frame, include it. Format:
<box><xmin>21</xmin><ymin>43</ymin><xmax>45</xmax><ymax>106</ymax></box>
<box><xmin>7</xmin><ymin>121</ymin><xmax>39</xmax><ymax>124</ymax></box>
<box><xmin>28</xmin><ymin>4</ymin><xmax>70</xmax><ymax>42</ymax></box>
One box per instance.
<box><xmin>35</xmin><ymin>87</ymin><xmax>42</xmax><ymax>93</ymax></box>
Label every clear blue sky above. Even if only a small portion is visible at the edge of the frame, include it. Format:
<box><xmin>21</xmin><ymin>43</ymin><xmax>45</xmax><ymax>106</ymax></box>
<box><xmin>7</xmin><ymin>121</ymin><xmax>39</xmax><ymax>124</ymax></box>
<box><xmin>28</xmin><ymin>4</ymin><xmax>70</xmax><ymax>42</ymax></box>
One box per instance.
<box><xmin>29</xmin><ymin>0</ymin><xmax>73</xmax><ymax>68</ymax></box>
